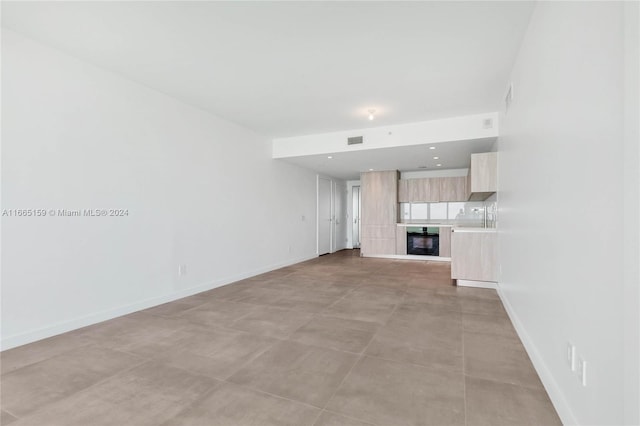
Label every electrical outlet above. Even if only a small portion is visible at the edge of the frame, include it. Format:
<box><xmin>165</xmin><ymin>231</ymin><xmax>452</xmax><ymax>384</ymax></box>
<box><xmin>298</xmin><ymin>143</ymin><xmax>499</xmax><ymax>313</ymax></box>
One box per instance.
<box><xmin>577</xmin><ymin>356</ymin><xmax>587</xmax><ymax>387</ymax></box>
<box><xmin>567</xmin><ymin>342</ymin><xmax>576</xmax><ymax>371</ymax></box>
<box><xmin>178</xmin><ymin>264</ymin><xmax>187</xmax><ymax>276</ymax></box>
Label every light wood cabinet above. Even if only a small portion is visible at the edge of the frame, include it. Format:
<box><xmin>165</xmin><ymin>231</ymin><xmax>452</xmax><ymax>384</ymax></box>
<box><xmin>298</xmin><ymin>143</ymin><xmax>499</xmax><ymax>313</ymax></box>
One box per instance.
<box><xmin>398</xmin><ymin>177</ymin><xmax>467</xmax><ymax>203</ymax></box>
<box><xmin>468</xmin><ymin>152</ymin><xmax>497</xmax><ymax>201</ymax></box>
<box><xmin>398</xmin><ymin>179</ymin><xmax>410</xmax><ymax>203</ymax></box>
<box><xmin>439</xmin><ymin>176</ymin><xmax>467</xmax><ymax>202</ymax></box>
<box><xmin>395</xmin><ymin>228</ymin><xmax>407</xmax><ymax>255</ymax></box>
<box><xmin>361</xmin><ymin>170</ymin><xmax>399</xmax><ymax>256</ymax></box>
<box><xmin>409</xmin><ymin>178</ymin><xmax>440</xmax><ymax>202</ymax></box>
<box><xmin>362</xmin><ymin>224</ymin><xmax>396</xmax><ymax>239</ymax></box>
<box><xmin>439</xmin><ymin>227</ymin><xmax>452</xmax><ymax>257</ymax></box>
<box><xmin>451</xmin><ymin>230</ymin><xmax>497</xmax><ymax>282</ymax></box>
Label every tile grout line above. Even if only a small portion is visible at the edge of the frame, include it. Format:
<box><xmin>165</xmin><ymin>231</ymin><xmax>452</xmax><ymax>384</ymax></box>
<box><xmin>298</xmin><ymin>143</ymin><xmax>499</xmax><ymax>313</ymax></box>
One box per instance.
<box><xmin>463</xmin><ymin>316</ymin><xmax>468</xmax><ymax>426</ymax></box>
<box><xmin>311</xmin><ymin>278</ymin><xmax>366</xmax><ymax>315</ymax></box>
<box><xmin>7</xmin><ymin>355</ymin><xmax>151</xmax><ymax>422</ymax></box>
<box><xmin>0</xmin><ymin>340</ymin><xmax>95</xmax><ymax>378</ymax></box>
<box><xmin>462</xmin><ymin>370</ymin><xmax>548</xmax><ymax>391</ymax></box>
<box><xmin>137</xmin><ymin>341</ymin><xmax>323</xmax><ymax>423</ymax></box>
<box><xmin>219</xmin><ymin>377</ymin><xmax>329</xmax><ymax>412</ymax></box>
<box><xmin>6</xmin><ymin>254</ymin><xmax>532</xmax><ymax>426</ymax></box>
<box><xmin>353</xmin><ymin>351</ymin><xmax>463</xmax><ymax>375</ymax></box>
<box><xmin>147</xmin><ymin>272</ymin><xmax>380</xmax><ymax>424</ymax></box>
<box><xmin>321</xmin><ymin>408</ymin><xmax>382</xmax><ymax>426</ymax></box>
<box><xmin>299</xmin><ymin>278</ymin><xmax>376</xmax><ymax>426</ymax></box>
<box><xmin>311</xmin><ymin>298</ymin><xmax>406</xmax><ymax>426</ymax></box>
<box><xmin>1</xmin><ymin>407</ymin><xmax>20</xmax><ymax>420</ymax></box>
<box><xmin>157</xmin><ymin>379</ymin><xmax>225</xmax><ymax>425</ymax></box>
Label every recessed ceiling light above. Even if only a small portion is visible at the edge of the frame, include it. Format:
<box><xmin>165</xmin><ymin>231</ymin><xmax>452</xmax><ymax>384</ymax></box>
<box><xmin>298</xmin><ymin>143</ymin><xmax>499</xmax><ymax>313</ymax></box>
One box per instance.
<box><xmin>436</xmin><ymin>164</ymin><xmax>442</xmax><ymax>167</ymax></box>
<box><xmin>429</xmin><ymin>146</ymin><xmax>436</xmax><ymax>150</ymax></box>
<box><xmin>369</xmin><ymin>168</ymin><xmax>374</xmax><ymax>171</ymax></box>
<box><xmin>327</xmin><ymin>156</ymin><xmax>333</xmax><ymax>159</ymax></box>
<box><xmin>433</xmin><ymin>156</ymin><xmax>439</xmax><ymax>160</ymax></box>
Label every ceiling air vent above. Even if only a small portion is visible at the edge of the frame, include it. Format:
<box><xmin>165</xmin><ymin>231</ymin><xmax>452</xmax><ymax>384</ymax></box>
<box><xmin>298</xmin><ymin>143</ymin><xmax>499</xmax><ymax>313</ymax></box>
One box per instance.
<box><xmin>347</xmin><ymin>136</ymin><xmax>363</xmax><ymax>145</ymax></box>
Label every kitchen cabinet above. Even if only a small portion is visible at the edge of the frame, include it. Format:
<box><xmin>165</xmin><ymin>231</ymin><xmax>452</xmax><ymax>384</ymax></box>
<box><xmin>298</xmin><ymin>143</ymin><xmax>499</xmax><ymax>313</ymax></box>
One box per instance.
<box><xmin>410</xmin><ymin>178</ymin><xmax>440</xmax><ymax>202</ymax></box>
<box><xmin>395</xmin><ymin>228</ymin><xmax>407</xmax><ymax>255</ymax></box>
<box><xmin>439</xmin><ymin>176</ymin><xmax>467</xmax><ymax>202</ymax></box>
<box><xmin>468</xmin><ymin>152</ymin><xmax>497</xmax><ymax>201</ymax></box>
<box><xmin>451</xmin><ymin>230</ymin><xmax>497</xmax><ymax>282</ymax></box>
<box><xmin>361</xmin><ymin>170</ymin><xmax>399</xmax><ymax>256</ymax></box>
<box><xmin>398</xmin><ymin>177</ymin><xmax>467</xmax><ymax>203</ymax></box>
<box><xmin>408</xmin><ymin>178</ymin><xmax>441</xmax><ymax>202</ymax></box>
<box><xmin>398</xmin><ymin>179</ymin><xmax>410</xmax><ymax>203</ymax></box>
<box><xmin>439</xmin><ymin>227</ymin><xmax>452</xmax><ymax>257</ymax></box>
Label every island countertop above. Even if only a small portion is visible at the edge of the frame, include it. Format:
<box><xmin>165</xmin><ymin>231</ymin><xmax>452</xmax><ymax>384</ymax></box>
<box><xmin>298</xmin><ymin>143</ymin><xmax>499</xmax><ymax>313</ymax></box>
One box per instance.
<box><xmin>451</xmin><ymin>227</ymin><xmax>497</xmax><ymax>233</ymax></box>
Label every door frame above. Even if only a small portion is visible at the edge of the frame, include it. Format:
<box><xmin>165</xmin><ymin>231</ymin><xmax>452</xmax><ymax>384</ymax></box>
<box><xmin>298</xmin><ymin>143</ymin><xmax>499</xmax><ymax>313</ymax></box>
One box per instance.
<box><xmin>352</xmin><ymin>185</ymin><xmax>361</xmax><ymax>248</ymax></box>
<box><xmin>317</xmin><ymin>176</ymin><xmax>334</xmax><ymax>255</ymax></box>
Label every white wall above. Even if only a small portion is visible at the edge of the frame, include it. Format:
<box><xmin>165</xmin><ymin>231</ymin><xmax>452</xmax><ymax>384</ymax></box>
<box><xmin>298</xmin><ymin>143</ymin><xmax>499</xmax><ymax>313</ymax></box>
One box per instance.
<box><xmin>498</xmin><ymin>2</ymin><xmax>638</xmax><ymax>425</ymax></box>
<box><xmin>622</xmin><ymin>2</ymin><xmax>640</xmax><ymax>424</ymax></box>
<box><xmin>1</xmin><ymin>29</ymin><xmax>319</xmax><ymax>349</ymax></box>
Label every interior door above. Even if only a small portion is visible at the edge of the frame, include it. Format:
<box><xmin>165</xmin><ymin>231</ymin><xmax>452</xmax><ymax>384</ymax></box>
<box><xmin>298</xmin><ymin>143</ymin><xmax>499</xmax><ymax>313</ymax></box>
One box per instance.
<box><xmin>352</xmin><ymin>186</ymin><xmax>361</xmax><ymax>248</ymax></box>
<box><xmin>318</xmin><ymin>177</ymin><xmax>332</xmax><ymax>255</ymax></box>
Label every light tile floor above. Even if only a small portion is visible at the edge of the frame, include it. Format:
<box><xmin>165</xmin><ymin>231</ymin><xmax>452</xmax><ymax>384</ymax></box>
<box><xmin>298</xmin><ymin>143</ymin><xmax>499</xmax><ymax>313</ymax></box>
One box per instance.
<box><xmin>1</xmin><ymin>250</ymin><xmax>561</xmax><ymax>425</ymax></box>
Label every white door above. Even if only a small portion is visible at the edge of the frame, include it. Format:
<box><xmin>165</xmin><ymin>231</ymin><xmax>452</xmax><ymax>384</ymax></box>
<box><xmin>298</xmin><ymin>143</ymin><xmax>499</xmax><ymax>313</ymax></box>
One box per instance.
<box><xmin>318</xmin><ymin>177</ymin><xmax>332</xmax><ymax>255</ymax></box>
<box><xmin>352</xmin><ymin>186</ymin><xmax>361</xmax><ymax>248</ymax></box>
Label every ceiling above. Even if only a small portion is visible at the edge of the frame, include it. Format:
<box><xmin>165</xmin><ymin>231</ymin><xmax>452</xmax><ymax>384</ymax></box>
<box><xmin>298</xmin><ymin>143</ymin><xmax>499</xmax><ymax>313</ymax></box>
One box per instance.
<box><xmin>1</xmin><ymin>1</ymin><xmax>534</xmax><ymax>138</ymax></box>
<box><xmin>281</xmin><ymin>137</ymin><xmax>497</xmax><ymax>180</ymax></box>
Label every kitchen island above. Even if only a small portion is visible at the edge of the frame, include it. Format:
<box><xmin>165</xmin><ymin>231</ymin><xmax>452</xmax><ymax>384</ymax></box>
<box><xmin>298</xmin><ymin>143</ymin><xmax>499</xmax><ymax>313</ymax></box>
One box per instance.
<box><xmin>451</xmin><ymin>226</ymin><xmax>497</xmax><ymax>288</ymax></box>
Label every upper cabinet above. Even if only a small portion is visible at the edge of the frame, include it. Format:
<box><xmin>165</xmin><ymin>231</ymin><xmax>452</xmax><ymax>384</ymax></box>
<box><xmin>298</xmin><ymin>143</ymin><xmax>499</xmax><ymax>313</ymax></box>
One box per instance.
<box><xmin>398</xmin><ymin>176</ymin><xmax>467</xmax><ymax>203</ymax></box>
<box><xmin>398</xmin><ymin>179</ymin><xmax>410</xmax><ymax>203</ymax></box>
<box><xmin>467</xmin><ymin>152</ymin><xmax>497</xmax><ymax>201</ymax></box>
<box><xmin>410</xmin><ymin>178</ymin><xmax>440</xmax><ymax>202</ymax></box>
<box><xmin>439</xmin><ymin>176</ymin><xmax>467</xmax><ymax>202</ymax></box>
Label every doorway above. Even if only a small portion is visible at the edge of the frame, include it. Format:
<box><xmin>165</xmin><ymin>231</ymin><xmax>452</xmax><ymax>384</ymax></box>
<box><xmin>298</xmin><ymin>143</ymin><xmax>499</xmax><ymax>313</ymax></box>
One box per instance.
<box><xmin>352</xmin><ymin>185</ymin><xmax>361</xmax><ymax>248</ymax></box>
<box><xmin>317</xmin><ymin>177</ymin><xmax>332</xmax><ymax>255</ymax></box>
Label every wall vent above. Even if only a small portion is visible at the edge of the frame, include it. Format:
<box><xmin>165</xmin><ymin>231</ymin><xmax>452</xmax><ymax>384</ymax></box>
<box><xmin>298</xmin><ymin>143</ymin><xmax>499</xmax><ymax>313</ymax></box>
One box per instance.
<box><xmin>347</xmin><ymin>136</ymin><xmax>363</xmax><ymax>145</ymax></box>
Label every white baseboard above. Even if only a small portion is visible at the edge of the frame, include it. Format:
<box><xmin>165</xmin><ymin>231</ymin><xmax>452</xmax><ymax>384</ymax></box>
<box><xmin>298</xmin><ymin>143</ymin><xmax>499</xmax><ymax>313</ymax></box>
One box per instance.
<box><xmin>497</xmin><ymin>286</ymin><xmax>578</xmax><ymax>426</ymax></box>
<box><xmin>0</xmin><ymin>253</ymin><xmax>317</xmax><ymax>351</ymax></box>
<box><xmin>456</xmin><ymin>279</ymin><xmax>497</xmax><ymax>289</ymax></box>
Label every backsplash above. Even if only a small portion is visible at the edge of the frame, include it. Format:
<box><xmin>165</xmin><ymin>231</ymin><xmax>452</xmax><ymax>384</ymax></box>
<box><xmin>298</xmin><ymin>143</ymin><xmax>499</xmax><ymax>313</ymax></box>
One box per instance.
<box><xmin>399</xmin><ymin>199</ymin><xmax>497</xmax><ymax>228</ymax></box>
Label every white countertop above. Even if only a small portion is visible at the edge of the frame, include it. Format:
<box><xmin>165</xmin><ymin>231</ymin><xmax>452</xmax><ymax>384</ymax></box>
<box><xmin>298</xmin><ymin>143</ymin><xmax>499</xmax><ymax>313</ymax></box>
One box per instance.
<box><xmin>396</xmin><ymin>223</ymin><xmax>497</xmax><ymax>232</ymax></box>
<box><xmin>452</xmin><ymin>227</ymin><xmax>497</xmax><ymax>233</ymax></box>
<box><xmin>396</xmin><ymin>223</ymin><xmax>454</xmax><ymax>227</ymax></box>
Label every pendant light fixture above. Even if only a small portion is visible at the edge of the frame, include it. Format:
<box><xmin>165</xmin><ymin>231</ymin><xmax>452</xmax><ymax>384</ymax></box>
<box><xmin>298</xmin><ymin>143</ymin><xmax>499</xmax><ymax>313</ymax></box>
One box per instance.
<box><xmin>368</xmin><ymin>109</ymin><xmax>376</xmax><ymax>121</ymax></box>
